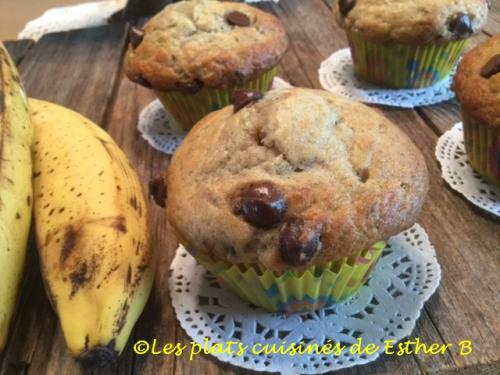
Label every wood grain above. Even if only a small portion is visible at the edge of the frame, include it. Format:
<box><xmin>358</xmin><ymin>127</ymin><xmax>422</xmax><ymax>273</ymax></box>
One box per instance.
<box><xmin>18</xmin><ymin>24</ymin><xmax>127</xmax><ymax>123</ymax></box>
<box><xmin>4</xmin><ymin>39</ymin><xmax>34</xmax><ymax>65</ymax></box>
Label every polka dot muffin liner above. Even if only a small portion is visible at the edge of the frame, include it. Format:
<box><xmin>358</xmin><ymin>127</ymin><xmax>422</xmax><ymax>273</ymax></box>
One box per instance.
<box><xmin>153</xmin><ymin>68</ymin><xmax>277</xmax><ymax>132</ymax></box>
<box><xmin>185</xmin><ymin>241</ymin><xmax>386</xmax><ymax>314</ymax></box>
<box><xmin>346</xmin><ymin>32</ymin><xmax>469</xmax><ymax>89</ymax></box>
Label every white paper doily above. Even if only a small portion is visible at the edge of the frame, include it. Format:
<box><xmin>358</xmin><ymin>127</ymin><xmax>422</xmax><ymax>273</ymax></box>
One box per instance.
<box><xmin>436</xmin><ymin>123</ymin><xmax>500</xmax><ymax>217</ymax></box>
<box><xmin>319</xmin><ymin>48</ymin><xmax>456</xmax><ymax>108</ymax></box>
<box><xmin>169</xmin><ymin>224</ymin><xmax>441</xmax><ymax>374</ymax></box>
<box><xmin>18</xmin><ymin>1</ymin><xmax>126</xmax><ymax>41</ymax></box>
<box><xmin>138</xmin><ymin>77</ymin><xmax>293</xmax><ymax>155</ymax></box>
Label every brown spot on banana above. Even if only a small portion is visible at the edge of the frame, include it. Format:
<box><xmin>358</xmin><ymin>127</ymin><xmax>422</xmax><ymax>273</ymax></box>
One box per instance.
<box><xmin>44</xmin><ymin>231</ymin><xmax>53</xmax><ymax>246</ymax></box>
<box><xmin>126</xmin><ymin>265</ymin><xmax>132</xmax><ymax>284</ymax></box>
<box><xmin>102</xmin><ymin>264</ymin><xmax>120</xmax><ymax>282</ymax></box>
<box><xmin>114</xmin><ymin>300</ymin><xmax>130</xmax><ymax>335</ymax></box>
<box><xmin>129</xmin><ymin>196</ymin><xmax>138</xmax><ymax>210</ymax></box>
<box><xmin>61</xmin><ymin>225</ymin><xmax>79</xmax><ymax>262</ymax></box>
<box><xmin>113</xmin><ymin>215</ymin><xmax>127</xmax><ymax>233</ymax></box>
<box><xmin>69</xmin><ymin>261</ymin><xmax>92</xmax><ymax>298</ymax></box>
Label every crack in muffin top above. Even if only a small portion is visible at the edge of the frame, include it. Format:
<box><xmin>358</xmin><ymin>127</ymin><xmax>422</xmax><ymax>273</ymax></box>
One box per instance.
<box><xmin>334</xmin><ymin>0</ymin><xmax>489</xmax><ymax>44</ymax></box>
<box><xmin>167</xmin><ymin>88</ymin><xmax>429</xmax><ymax>272</ymax></box>
<box><xmin>124</xmin><ymin>0</ymin><xmax>288</xmax><ymax>91</ymax></box>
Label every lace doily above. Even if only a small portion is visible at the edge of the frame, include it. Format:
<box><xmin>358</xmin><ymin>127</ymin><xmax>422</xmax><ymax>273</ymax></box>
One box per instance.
<box><xmin>319</xmin><ymin>49</ymin><xmax>456</xmax><ymax>108</ymax></box>
<box><xmin>169</xmin><ymin>224</ymin><xmax>441</xmax><ymax>374</ymax></box>
<box><xmin>138</xmin><ymin>77</ymin><xmax>293</xmax><ymax>155</ymax></box>
<box><xmin>18</xmin><ymin>1</ymin><xmax>126</xmax><ymax>41</ymax></box>
<box><xmin>436</xmin><ymin>123</ymin><xmax>500</xmax><ymax>217</ymax></box>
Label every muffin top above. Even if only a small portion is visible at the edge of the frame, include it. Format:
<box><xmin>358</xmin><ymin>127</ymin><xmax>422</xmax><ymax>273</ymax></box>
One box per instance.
<box><xmin>453</xmin><ymin>36</ymin><xmax>500</xmax><ymax>127</ymax></box>
<box><xmin>333</xmin><ymin>0</ymin><xmax>489</xmax><ymax>44</ymax></box>
<box><xmin>124</xmin><ymin>0</ymin><xmax>288</xmax><ymax>91</ymax></box>
<box><xmin>167</xmin><ymin>88</ymin><xmax>429</xmax><ymax>272</ymax></box>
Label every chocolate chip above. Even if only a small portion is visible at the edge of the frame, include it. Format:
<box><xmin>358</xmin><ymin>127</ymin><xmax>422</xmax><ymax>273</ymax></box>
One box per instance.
<box><xmin>448</xmin><ymin>13</ymin><xmax>473</xmax><ymax>38</ymax></box>
<box><xmin>279</xmin><ymin>218</ymin><xmax>323</xmax><ymax>267</ymax></box>
<box><xmin>235</xmin><ymin>182</ymin><xmax>286</xmax><ymax>228</ymax></box>
<box><xmin>339</xmin><ymin>0</ymin><xmax>356</xmax><ymax>17</ymax></box>
<box><xmin>148</xmin><ymin>177</ymin><xmax>167</xmax><ymax>208</ymax></box>
<box><xmin>225</xmin><ymin>11</ymin><xmax>251</xmax><ymax>27</ymax></box>
<box><xmin>480</xmin><ymin>54</ymin><xmax>500</xmax><ymax>79</ymax></box>
<box><xmin>129</xmin><ymin>26</ymin><xmax>144</xmax><ymax>49</ymax></box>
<box><xmin>232</xmin><ymin>90</ymin><xmax>263</xmax><ymax>112</ymax></box>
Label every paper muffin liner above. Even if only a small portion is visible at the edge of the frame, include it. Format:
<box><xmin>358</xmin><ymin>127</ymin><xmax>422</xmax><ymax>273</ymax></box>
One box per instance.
<box><xmin>461</xmin><ymin>111</ymin><xmax>500</xmax><ymax>187</ymax></box>
<box><xmin>154</xmin><ymin>68</ymin><xmax>277</xmax><ymax>131</ymax></box>
<box><xmin>188</xmin><ymin>241</ymin><xmax>386</xmax><ymax>313</ymax></box>
<box><xmin>346</xmin><ymin>32</ymin><xmax>469</xmax><ymax>89</ymax></box>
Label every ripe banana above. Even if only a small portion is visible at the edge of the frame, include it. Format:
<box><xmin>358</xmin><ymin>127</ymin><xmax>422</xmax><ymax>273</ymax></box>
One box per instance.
<box><xmin>0</xmin><ymin>43</ymin><xmax>33</xmax><ymax>351</ymax></box>
<box><xmin>30</xmin><ymin>99</ymin><xmax>155</xmax><ymax>367</ymax></box>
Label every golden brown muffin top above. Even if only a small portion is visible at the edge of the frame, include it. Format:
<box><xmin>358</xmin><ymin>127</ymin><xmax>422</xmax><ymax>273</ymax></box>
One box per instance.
<box><xmin>334</xmin><ymin>0</ymin><xmax>489</xmax><ymax>44</ymax></box>
<box><xmin>124</xmin><ymin>0</ymin><xmax>288</xmax><ymax>91</ymax></box>
<box><xmin>453</xmin><ymin>36</ymin><xmax>500</xmax><ymax>127</ymax></box>
<box><xmin>167</xmin><ymin>88</ymin><xmax>429</xmax><ymax>272</ymax></box>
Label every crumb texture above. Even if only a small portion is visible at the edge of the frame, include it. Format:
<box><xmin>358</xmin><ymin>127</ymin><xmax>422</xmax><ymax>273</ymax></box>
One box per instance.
<box><xmin>124</xmin><ymin>0</ymin><xmax>288</xmax><ymax>90</ymax></box>
<box><xmin>167</xmin><ymin>88</ymin><xmax>429</xmax><ymax>272</ymax></box>
<box><xmin>334</xmin><ymin>0</ymin><xmax>489</xmax><ymax>44</ymax></box>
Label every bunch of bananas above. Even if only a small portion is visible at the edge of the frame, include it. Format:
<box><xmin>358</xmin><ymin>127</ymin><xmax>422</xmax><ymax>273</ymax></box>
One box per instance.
<box><xmin>0</xmin><ymin>43</ymin><xmax>156</xmax><ymax>368</ymax></box>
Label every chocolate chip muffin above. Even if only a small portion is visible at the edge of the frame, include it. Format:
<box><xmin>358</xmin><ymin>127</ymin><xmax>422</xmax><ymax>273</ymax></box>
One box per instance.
<box><xmin>334</xmin><ymin>0</ymin><xmax>489</xmax><ymax>88</ymax></box>
<box><xmin>167</xmin><ymin>88</ymin><xmax>429</xmax><ymax>312</ymax></box>
<box><xmin>124</xmin><ymin>0</ymin><xmax>288</xmax><ymax>130</ymax></box>
<box><xmin>453</xmin><ymin>36</ymin><xmax>500</xmax><ymax>186</ymax></box>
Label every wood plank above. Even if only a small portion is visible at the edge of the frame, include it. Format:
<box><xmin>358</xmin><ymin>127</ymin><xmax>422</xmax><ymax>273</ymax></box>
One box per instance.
<box><xmin>18</xmin><ymin>24</ymin><xmax>127</xmax><ymax>123</ymax></box>
<box><xmin>3</xmin><ymin>39</ymin><xmax>34</xmax><ymax>66</ymax></box>
<box><xmin>382</xmin><ymin>108</ymin><xmax>500</xmax><ymax>371</ymax></box>
<box><xmin>484</xmin><ymin>0</ymin><xmax>500</xmax><ymax>35</ymax></box>
<box><xmin>0</xmin><ymin>24</ymin><xmax>128</xmax><ymax>375</ymax></box>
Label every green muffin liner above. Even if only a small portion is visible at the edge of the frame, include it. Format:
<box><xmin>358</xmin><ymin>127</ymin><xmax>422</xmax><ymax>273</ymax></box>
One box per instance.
<box><xmin>190</xmin><ymin>241</ymin><xmax>386</xmax><ymax>313</ymax></box>
<box><xmin>346</xmin><ymin>32</ymin><xmax>469</xmax><ymax>89</ymax></box>
<box><xmin>462</xmin><ymin>111</ymin><xmax>500</xmax><ymax>187</ymax></box>
<box><xmin>154</xmin><ymin>68</ymin><xmax>277</xmax><ymax>131</ymax></box>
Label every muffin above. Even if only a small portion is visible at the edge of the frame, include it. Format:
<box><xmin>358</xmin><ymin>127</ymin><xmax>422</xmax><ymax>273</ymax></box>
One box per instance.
<box><xmin>124</xmin><ymin>0</ymin><xmax>288</xmax><ymax>130</ymax></box>
<box><xmin>167</xmin><ymin>88</ymin><xmax>429</xmax><ymax>313</ymax></box>
<box><xmin>334</xmin><ymin>0</ymin><xmax>489</xmax><ymax>89</ymax></box>
<box><xmin>453</xmin><ymin>37</ymin><xmax>500</xmax><ymax>187</ymax></box>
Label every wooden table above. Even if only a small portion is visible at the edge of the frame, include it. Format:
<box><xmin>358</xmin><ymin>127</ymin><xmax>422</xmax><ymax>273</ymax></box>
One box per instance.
<box><xmin>1</xmin><ymin>1</ymin><xmax>499</xmax><ymax>374</ymax></box>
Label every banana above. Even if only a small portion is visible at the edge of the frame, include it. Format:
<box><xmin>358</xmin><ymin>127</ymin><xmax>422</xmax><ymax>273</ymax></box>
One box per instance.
<box><xmin>30</xmin><ymin>99</ymin><xmax>155</xmax><ymax>368</ymax></box>
<box><xmin>0</xmin><ymin>43</ymin><xmax>33</xmax><ymax>351</ymax></box>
